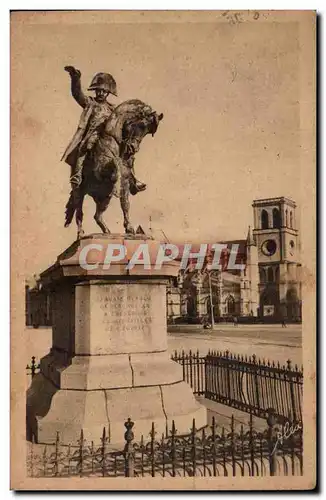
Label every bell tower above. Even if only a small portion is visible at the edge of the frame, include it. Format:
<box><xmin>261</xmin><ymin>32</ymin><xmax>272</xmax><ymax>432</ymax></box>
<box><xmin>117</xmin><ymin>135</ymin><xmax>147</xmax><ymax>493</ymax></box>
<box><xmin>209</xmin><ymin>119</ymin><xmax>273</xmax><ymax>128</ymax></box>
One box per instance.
<box><xmin>252</xmin><ymin>197</ymin><xmax>301</xmax><ymax>321</ymax></box>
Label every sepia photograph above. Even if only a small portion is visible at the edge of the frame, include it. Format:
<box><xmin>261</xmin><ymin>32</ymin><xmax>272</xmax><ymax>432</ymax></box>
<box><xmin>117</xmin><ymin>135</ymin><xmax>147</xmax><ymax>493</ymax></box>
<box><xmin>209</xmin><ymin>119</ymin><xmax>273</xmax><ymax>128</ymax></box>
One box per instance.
<box><xmin>10</xmin><ymin>10</ymin><xmax>316</xmax><ymax>490</ymax></box>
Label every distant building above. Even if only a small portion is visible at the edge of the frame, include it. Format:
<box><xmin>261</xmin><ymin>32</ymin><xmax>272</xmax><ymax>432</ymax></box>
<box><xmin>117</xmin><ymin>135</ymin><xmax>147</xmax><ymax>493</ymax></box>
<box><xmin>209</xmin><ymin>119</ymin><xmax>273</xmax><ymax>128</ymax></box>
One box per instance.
<box><xmin>25</xmin><ymin>275</ymin><xmax>52</xmax><ymax>327</ymax></box>
<box><xmin>25</xmin><ymin>197</ymin><xmax>302</xmax><ymax>326</ymax></box>
<box><xmin>166</xmin><ymin>197</ymin><xmax>302</xmax><ymax>324</ymax></box>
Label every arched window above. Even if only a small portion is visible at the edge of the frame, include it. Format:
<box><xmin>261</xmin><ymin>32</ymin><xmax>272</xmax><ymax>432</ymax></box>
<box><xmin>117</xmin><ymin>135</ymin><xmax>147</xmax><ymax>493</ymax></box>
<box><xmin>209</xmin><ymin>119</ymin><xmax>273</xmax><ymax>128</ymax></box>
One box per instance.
<box><xmin>226</xmin><ymin>295</ymin><xmax>235</xmax><ymax>315</ymax></box>
<box><xmin>285</xmin><ymin>209</ymin><xmax>288</xmax><ymax>227</ymax></box>
<box><xmin>261</xmin><ymin>210</ymin><xmax>269</xmax><ymax>229</ymax></box>
<box><xmin>267</xmin><ymin>267</ymin><xmax>274</xmax><ymax>283</ymax></box>
<box><xmin>259</xmin><ymin>268</ymin><xmax>266</xmax><ymax>283</ymax></box>
<box><xmin>290</xmin><ymin>211</ymin><xmax>293</xmax><ymax>229</ymax></box>
<box><xmin>275</xmin><ymin>267</ymin><xmax>280</xmax><ymax>283</ymax></box>
<box><xmin>272</xmin><ymin>208</ymin><xmax>281</xmax><ymax>229</ymax></box>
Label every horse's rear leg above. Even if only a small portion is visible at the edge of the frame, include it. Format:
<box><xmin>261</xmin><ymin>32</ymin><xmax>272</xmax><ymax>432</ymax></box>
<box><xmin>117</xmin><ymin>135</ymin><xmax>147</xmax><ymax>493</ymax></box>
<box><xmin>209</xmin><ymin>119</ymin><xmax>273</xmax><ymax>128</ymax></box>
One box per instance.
<box><xmin>94</xmin><ymin>197</ymin><xmax>112</xmax><ymax>234</ymax></box>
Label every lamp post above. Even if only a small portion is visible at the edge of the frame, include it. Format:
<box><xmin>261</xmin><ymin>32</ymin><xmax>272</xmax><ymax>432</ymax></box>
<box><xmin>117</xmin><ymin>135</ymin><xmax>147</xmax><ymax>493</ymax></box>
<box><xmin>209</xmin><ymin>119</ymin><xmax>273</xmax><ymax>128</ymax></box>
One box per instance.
<box><xmin>208</xmin><ymin>272</ymin><xmax>215</xmax><ymax>329</ymax></box>
<box><xmin>205</xmin><ymin>269</ymin><xmax>222</xmax><ymax>330</ymax></box>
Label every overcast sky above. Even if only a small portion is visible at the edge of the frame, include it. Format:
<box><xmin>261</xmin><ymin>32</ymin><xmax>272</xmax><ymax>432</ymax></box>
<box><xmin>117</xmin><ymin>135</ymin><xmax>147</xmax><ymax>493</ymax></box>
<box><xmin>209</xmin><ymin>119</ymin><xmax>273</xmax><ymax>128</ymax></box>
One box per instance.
<box><xmin>11</xmin><ymin>11</ymin><xmax>306</xmax><ymax>275</ymax></box>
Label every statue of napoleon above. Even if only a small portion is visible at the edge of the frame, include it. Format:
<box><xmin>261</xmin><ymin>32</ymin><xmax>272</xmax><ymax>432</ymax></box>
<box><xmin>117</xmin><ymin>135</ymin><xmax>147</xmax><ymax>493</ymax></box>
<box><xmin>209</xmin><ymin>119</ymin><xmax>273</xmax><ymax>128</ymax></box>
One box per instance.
<box><xmin>62</xmin><ymin>66</ymin><xmax>163</xmax><ymax>239</ymax></box>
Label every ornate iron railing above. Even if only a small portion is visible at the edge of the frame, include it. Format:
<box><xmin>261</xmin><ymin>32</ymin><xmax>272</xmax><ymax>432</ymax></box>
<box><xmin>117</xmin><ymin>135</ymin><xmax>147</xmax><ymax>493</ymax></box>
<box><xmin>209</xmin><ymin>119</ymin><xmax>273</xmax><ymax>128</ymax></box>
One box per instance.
<box><xmin>26</xmin><ymin>351</ymin><xmax>303</xmax><ymax>423</ymax></box>
<box><xmin>171</xmin><ymin>350</ymin><xmax>303</xmax><ymax>423</ymax></box>
<box><xmin>27</xmin><ymin>413</ymin><xmax>303</xmax><ymax>478</ymax></box>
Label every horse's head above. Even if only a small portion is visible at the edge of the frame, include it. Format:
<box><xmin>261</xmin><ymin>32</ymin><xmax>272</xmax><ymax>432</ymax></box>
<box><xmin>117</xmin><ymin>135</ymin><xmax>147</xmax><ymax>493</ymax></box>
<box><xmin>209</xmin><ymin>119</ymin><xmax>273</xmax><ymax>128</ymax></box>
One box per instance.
<box><xmin>120</xmin><ymin>107</ymin><xmax>164</xmax><ymax>160</ymax></box>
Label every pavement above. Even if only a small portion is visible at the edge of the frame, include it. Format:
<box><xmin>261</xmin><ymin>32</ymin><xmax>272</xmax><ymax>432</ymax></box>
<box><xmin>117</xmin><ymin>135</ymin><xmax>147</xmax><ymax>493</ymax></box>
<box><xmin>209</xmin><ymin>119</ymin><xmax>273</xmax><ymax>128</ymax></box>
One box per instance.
<box><xmin>167</xmin><ymin>323</ymin><xmax>302</xmax><ymax>366</ymax></box>
<box><xmin>196</xmin><ymin>397</ymin><xmax>268</xmax><ymax>433</ymax></box>
<box><xmin>24</xmin><ymin>322</ymin><xmax>302</xmax><ymax>368</ymax></box>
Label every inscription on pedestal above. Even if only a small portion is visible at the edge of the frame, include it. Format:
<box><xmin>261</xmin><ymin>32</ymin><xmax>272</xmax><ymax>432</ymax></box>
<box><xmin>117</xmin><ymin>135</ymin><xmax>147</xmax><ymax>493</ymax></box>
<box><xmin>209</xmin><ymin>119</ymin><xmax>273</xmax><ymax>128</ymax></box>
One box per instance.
<box><xmin>98</xmin><ymin>291</ymin><xmax>152</xmax><ymax>334</ymax></box>
<box><xmin>75</xmin><ymin>283</ymin><xmax>167</xmax><ymax>354</ymax></box>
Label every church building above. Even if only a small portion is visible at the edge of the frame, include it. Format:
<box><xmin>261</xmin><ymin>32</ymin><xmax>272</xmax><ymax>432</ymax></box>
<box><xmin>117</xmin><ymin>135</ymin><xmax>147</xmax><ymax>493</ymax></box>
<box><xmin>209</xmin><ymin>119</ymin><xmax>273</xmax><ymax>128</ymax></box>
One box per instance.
<box><xmin>166</xmin><ymin>197</ymin><xmax>302</xmax><ymax>323</ymax></box>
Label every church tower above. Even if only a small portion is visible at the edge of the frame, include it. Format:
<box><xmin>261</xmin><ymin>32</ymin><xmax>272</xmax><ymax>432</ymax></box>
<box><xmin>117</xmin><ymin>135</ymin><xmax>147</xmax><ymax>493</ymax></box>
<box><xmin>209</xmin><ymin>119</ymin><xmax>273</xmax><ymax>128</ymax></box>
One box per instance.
<box><xmin>252</xmin><ymin>197</ymin><xmax>301</xmax><ymax>321</ymax></box>
<box><xmin>244</xmin><ymin>226</ymin><xmax>259</xmax><ymax>317</ymax></box>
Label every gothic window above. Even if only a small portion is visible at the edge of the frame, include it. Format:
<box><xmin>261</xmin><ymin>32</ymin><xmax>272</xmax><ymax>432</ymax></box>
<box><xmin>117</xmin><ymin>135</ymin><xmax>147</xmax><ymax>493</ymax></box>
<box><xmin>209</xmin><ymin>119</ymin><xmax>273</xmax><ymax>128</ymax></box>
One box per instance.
<box><xmin>259</xmin><ymin>267</ymin><xmax>266</xmax><ymax>283</ymax></box>
<box><xmin>285</xmin><ymin>209</ymin><xmax>288</xmax><ymax>227</ymax></box>
<box><xmin>272</xmin><ymin>208</ymin><xmax>281</xmax><ymax>229</ymax></box>
<box><xmin>267</xmin><ymin>267</ymin><xmax>274</xmax><ymax>283</ymax></box>
<box><xmin>290</xmin><ymin>211</ymin><xmax>293</xmax><ymax>229</ymax></box>
<box><xmin>275</xmin><ymin>267</ymin><xmax>280</xmax><ymax>283</ymax></box>
<box><xmin>261</xmin><ymin>209</ymin><xmax>269</xmax><ymax>229</ymax></box>
<box><xmin>226</xmin><ymin>295</ymin><xmax>236</xmax><ymax>315</ymax></box>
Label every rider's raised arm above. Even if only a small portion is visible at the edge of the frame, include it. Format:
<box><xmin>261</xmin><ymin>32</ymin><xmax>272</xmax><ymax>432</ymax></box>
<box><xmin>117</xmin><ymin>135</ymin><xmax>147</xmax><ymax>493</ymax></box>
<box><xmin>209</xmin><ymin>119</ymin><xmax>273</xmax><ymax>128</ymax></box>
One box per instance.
<box><xmin>64</xmin><ymin>66</ymin><xmax>89</xmax><ymax>109</ymax></box>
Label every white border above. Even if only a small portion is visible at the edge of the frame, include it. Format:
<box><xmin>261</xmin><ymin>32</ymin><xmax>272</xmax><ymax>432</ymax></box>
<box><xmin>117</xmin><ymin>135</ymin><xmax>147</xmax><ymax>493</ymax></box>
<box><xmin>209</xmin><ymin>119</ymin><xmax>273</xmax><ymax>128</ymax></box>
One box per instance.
<box><xmin>3</xmin><ymin>2</ymin><xmax>323</xmax><ymax>498</ymax></box>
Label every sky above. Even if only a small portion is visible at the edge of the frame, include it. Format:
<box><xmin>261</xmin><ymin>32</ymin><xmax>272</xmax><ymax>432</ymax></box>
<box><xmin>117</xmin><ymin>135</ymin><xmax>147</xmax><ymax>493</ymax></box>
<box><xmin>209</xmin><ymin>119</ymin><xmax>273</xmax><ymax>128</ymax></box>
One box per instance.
<box><xmin>11</xmin><ymin>11</ymin><xmax>306</xmax><ymax>275</ymax></box>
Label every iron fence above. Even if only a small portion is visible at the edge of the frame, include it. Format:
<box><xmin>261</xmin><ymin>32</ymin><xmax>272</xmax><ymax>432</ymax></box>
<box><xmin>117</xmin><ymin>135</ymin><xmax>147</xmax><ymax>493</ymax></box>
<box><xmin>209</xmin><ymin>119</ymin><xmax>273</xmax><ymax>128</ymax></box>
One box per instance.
<box><xmin>171</xmin><ymin>350</ymin><xmax>303</xmax><ymax>424</ymax></box>
<box><xmin>27</xmin><ymin>413</ymin><xmax>303</xmax><ymax>478</ymax></box>
<box><xmin>26</xmin><ymin>351</ymin><xmax>303</xmax><ymax>424</ymax></box>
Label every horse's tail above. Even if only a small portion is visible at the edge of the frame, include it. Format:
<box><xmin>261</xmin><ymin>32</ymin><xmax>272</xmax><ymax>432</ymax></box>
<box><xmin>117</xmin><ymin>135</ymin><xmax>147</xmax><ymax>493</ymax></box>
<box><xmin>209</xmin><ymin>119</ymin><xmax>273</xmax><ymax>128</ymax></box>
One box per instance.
<box><xmin>64</xmin><ymin>191</ymin><xmax>75</xmax><ymax>227</ymax></box>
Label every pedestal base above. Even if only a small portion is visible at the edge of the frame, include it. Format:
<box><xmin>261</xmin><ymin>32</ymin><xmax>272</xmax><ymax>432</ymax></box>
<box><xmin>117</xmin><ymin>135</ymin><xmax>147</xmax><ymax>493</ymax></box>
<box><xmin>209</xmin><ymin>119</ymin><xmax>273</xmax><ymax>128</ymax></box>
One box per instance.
<box><xmin>27</xmin><ymin>367</ymin><xmax>206</xmax><ymax>445</ymax></box>
<box><xmin>26</xmin><ymin>236</ymin><xmax>207</xmax><ymax>445</ymax></box>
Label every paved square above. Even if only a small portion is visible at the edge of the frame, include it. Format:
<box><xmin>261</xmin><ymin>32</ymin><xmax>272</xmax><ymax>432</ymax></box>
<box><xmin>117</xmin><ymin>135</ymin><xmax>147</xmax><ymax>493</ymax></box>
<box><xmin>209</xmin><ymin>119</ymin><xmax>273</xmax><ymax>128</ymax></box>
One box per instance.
<box><xmin>167</xmin><ymin>323</ymin><xmax>302</xmax><ymax>367</ymax></box>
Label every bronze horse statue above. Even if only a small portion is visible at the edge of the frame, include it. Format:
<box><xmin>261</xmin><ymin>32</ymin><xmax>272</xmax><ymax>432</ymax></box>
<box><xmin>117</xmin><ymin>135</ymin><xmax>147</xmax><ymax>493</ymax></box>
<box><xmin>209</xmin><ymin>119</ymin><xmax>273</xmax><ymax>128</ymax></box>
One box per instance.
<box><xmin>64</xmin><ymin>99</ymin><xmax>163</xmax><ymax>239</ymax></box>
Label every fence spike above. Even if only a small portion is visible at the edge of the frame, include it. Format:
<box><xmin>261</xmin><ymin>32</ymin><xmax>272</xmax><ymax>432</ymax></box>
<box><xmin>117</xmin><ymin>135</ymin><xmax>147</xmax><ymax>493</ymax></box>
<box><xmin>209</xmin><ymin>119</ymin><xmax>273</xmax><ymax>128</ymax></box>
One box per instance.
<box><xmin>287</xmin><ymin>359</ymin><xmax>292</xmax><ymax>370</ymax></box>
<box><xmin>192</xmin><ymin>418</ymin><xmax>196</xmax><ymax>434</ymax></box>
<box><xmin>252</xmin><ymin>354</ymin><xmax>256</xmax><ymax>363</ymax></box>
<box><xmin>249</xmin><ymin>412</ymin><xmax>253</xmax><ymax>431</ymax></box>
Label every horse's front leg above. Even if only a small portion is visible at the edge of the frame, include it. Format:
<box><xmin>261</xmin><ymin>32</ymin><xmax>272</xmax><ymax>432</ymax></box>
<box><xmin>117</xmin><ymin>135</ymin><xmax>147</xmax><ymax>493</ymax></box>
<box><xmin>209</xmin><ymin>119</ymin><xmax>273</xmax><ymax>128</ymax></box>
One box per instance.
<box><xmin>120</xmin><ymin>174</ymin><xmax>135</xmax><ymax>235</ymax></box>
<box><xmin>94</xmin><ymin>196</ymin><xmax>112</xmax><ymax>234</ymax></box>
<box><xmin>74</xmin><ymin>188</ymin><xmax>85</xmax><ymax>239</ymax></box>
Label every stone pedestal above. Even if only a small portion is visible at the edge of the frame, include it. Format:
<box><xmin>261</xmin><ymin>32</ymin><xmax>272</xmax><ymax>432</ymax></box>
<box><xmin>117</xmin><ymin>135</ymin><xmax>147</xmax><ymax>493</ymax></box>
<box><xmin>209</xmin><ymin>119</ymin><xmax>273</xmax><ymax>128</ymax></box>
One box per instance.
<box><xmin>27</xmin><ymin>234</ymin><xmax>206</xmax><ymax>445</ymax></box>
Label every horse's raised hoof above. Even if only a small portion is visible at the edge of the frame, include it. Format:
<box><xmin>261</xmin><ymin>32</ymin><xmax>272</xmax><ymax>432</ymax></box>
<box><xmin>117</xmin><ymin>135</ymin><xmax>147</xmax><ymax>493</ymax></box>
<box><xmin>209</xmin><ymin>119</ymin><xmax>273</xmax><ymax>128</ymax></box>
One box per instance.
<box><xmin>125</xmin><ymin>224</ymin><xmax>135</xmax><ymax>235</ymax></box>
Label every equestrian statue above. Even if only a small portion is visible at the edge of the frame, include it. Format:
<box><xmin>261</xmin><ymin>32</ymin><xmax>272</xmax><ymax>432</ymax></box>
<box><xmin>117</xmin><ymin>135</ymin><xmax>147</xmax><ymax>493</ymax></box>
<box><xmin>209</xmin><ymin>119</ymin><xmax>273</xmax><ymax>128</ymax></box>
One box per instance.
<box><xmin>62</xmin><ymin>66</ymin><xmax>163</xmax><ymax>239</ymax></box>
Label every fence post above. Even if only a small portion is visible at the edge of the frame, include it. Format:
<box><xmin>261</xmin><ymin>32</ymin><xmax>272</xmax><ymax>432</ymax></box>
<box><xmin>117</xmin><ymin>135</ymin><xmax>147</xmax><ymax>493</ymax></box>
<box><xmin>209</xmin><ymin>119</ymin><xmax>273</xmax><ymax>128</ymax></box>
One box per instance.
<box><xmin>266</xmin><ymin>408</ymin><xmax>278</xmax><ymax>476</ymax></box>
<box><xmin>252</xmin><ymin>354</ymin><xmax>260</xmax><ymax>411</ymax></box>
<box><xmin>78</xmin><ymin>429</ymin><xmax>85</xmax><ymax>477</ymax></box>
<box><xmin>26</xmin><ymin>356</ymin><xmax>39</xmax><ymax>380</ymax></box>
<box><xmin>191</xmin><ymin>418</ymin><xmax>197</xmax><ymax>476</ymax></box>
<box><xmin>171</xmin><ymin>420</ymin><xmax>176</xmax><ymax>477</ymax></box>
<box><xmin>54</xmin><ymin>431</ymin><xmax>60</xmax><ymax>477</ymax></box>
<box><xmin>204</xmin><ymin>352</ymin><xmax>210</xmax><ymax>399</ymax></box>
<box><xmin>124</xmin><ymin>418</ymin><xmax>135</xmax><ymax>477</ymax></box>
<box><xmin>101</xmin><ymin>427</ymin><xmax>108</xmax><ymax>476</ymax></box>
<box><xmin>287</xmin><ymin>360</ymin><xmax>297</xmax><ymax>422</ymax></box>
